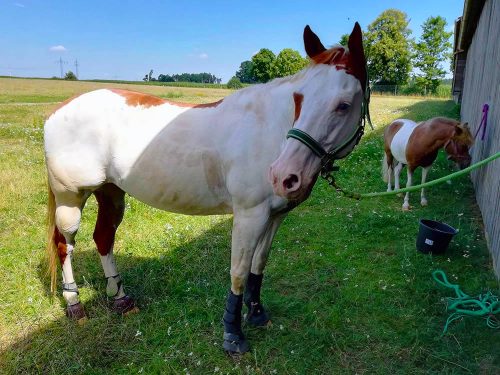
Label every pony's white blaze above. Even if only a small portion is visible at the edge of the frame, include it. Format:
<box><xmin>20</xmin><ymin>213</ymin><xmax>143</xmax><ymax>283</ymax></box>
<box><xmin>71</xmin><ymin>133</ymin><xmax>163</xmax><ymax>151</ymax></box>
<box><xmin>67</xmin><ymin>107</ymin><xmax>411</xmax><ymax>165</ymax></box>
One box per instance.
<box><xmin>44</xmin><ymin>23</ymin><xmax>368</xmax><ymax>354</ymax></box>
<box><xmin>389</xmin><ymin>119</ymin><xmax>417</xmax><ymax>164</ymax></box>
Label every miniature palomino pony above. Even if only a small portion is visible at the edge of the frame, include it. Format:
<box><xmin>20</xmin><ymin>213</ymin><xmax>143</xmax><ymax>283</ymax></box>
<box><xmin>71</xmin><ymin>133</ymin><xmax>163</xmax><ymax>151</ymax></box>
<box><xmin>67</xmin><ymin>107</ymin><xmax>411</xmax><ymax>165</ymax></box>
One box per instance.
<box><xmin>383</xmin><ymin>117</ymin><xmax>473</xmax><ymax>211</ymax></box>
<box><xmin>45</xmin><ymin>23</ymin><xmax>368</xmax><ymax>354</ymax></box>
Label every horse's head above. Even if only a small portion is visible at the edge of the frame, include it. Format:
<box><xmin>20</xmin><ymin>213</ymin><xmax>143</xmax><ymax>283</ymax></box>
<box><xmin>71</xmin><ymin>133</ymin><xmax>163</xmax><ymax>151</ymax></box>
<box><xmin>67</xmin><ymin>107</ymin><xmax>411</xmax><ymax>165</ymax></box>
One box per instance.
<box><xmin>269</xmin><ymin>23</ymin><xmax>367</xmax><ymax>202</ymax></box>
<box><xmin>445</xmin><ymin>122</ymin><xmax>474</xmax><ymax>169</ymax></box>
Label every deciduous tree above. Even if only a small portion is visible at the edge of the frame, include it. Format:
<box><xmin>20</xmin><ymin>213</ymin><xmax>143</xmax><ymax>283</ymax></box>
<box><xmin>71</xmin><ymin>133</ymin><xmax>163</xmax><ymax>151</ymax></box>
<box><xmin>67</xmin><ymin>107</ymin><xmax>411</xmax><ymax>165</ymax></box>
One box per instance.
<box><xmin>364</xmin><ymin>9</ymin><xmax>412</xmax><ymax>85</ymax></box>
<box><xmin>235</xmin><ymin>61</ymin><xmax>255</xmax><ymax>83</ymax></box>
<box><xmin>251</xmin><ymin>48</ymin><xmax>276</xmax><ymax>83</ymax></box>
<box><xmin>272</xmin><ymin>48</ymin><xmax>308</xmax><ymax>78</ymax></box>
<box><xmin>413</xmin><ymin>16</ymin><xmax>453</xmax><ymax>94</ymax></box>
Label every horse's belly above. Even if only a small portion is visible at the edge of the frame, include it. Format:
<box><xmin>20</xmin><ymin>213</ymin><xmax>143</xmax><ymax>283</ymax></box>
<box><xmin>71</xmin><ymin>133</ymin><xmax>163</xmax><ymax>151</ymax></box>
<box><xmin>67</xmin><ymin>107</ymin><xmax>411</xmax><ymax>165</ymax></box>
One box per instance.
<box><xmin>117</xmin><ymin>148</ymin><xmax>233</xmax><ymax>215</ymax></box>
<box><xmin>390</xmin><ymin>120</ymin><xmax>417</xmax><ymax>164</ymax></box>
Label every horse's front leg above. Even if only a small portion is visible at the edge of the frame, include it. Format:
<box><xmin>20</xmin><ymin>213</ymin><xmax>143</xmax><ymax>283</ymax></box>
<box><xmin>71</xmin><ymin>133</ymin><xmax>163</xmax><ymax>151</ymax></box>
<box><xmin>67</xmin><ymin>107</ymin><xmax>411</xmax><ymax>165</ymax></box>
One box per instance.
<box><xmin>244</xmin><ymin>213</ymin><xmax>286</xmax><ymax>327</ymax></box>
<box><xmin>420</xmin><ymin>166</ymin><xmax>431</xmax><ymax>206</ymax></box>
<box><xmin>223</xmin><ymin>203</ymin><xmax>270</xmax><ymax>354</ymax></box>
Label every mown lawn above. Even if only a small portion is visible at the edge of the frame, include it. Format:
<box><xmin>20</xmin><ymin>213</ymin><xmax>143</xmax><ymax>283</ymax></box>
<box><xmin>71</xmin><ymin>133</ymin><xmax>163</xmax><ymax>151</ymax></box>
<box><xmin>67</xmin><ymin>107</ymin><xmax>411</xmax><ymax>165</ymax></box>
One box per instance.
<box><xmin>0</xmin><ymin>78</ymin><xmax>499</xmax><ymax>374</ymax></box>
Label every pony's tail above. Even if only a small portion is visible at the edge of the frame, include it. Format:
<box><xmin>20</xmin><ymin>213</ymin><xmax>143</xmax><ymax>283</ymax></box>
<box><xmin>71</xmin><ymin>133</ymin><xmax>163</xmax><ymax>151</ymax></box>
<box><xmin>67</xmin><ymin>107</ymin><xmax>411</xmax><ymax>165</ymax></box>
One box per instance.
<box><xmin>382</xmin><ymin>153</ymin><xmax>390</xmax><ymax>183</ymax></box>
<box><xmin>46</xmin><ymin>182</ymin><xmax>58</xmax><ymax>294</ymax></box>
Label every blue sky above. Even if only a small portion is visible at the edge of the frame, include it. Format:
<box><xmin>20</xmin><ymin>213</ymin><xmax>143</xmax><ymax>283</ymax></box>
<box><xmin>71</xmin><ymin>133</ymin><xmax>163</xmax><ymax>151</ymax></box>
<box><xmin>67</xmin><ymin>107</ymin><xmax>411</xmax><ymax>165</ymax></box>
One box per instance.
<box><xmin>0</xmin><ymin>0</ymin><xmax>464</xmax><ymax>82</ymax></box>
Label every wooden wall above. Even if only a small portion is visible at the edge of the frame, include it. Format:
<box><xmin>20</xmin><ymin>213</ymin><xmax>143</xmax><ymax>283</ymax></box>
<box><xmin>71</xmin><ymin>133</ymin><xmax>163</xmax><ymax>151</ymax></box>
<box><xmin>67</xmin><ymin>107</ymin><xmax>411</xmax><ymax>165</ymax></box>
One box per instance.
<box><xmin>460</xmin><ymin>0</ymin><xmax>500</xmax><ymax>276</ymax></box>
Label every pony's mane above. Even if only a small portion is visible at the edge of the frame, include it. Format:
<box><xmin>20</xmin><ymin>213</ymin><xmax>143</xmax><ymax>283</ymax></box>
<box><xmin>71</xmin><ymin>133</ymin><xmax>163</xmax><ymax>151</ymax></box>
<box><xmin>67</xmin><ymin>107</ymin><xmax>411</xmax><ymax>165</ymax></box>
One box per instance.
<box><xmin>427</xmin><ymin>117</ymin><xmax>474</xmax><ymax>146</ymax></box>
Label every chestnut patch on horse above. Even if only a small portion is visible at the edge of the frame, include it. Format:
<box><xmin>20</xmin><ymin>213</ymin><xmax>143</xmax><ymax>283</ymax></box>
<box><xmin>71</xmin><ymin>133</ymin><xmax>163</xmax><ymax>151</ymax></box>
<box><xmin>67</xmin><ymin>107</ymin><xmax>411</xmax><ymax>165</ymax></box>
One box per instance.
<box><xmin>311</xmin><ymin>47</ymin><xmax>349</xmax><ymax>68</ymax></box>
<box><xmin>53</xmin><ymin>227</ymin><xmax>68</xmax><ymax>264</ymax></box>
<box><xmin>293</xmin><ymin>92</ymin><xmax>304</xmax><ymax>123</ymax></box>
<box><xmin>110</xmin><ymin>89</ymin><xmax>223</xmax><ymax>109</ymax></box>
<box><xmin>93</xmin><ymin>184</ymin><xmax>125</xmax><ymax>256</ymax></box>
<box><xmin>110</xmin><ymin>89</ymin><xmax>166</xmax><ymax>108</ymax></box>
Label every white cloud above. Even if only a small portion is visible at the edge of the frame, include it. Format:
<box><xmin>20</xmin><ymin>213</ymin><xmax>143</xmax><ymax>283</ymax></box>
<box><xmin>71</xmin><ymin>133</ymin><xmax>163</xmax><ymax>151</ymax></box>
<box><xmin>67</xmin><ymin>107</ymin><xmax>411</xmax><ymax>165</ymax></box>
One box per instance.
<box><xmin>198</xmin><ymin>53</ymin><xmax>208</xmax><ymax>59</ymax></box>
<box><xmin>49</xmin><ymin>45</ymin><xmax>67</xmax><ymax>52</ymax></box>
<box><xmin>14</xmin><ymin>2</ymin><xmax>25</xmax><ymax>7</ymax></box>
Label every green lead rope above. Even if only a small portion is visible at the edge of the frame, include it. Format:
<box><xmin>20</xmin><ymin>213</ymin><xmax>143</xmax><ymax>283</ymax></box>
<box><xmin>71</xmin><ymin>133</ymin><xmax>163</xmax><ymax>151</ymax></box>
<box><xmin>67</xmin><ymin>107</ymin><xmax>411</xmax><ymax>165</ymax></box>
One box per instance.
<box><xmin>432</xmin><ymin>270</ymin><xmax>500</xmax><ymax>333</ymax></box>
<box><xmin>328</xmin><ymin>151</ymin><xmax>500</xmax><ymax>199</ymax></box>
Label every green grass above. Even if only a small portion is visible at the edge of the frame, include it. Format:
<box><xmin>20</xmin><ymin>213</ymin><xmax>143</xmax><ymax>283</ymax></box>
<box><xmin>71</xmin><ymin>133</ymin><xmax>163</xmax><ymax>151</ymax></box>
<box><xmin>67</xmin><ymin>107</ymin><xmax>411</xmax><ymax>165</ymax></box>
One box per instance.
<box><xmin>0</xmin><ymin>80</ymin><xmax>499</xmax><ymax>374</ymax></box>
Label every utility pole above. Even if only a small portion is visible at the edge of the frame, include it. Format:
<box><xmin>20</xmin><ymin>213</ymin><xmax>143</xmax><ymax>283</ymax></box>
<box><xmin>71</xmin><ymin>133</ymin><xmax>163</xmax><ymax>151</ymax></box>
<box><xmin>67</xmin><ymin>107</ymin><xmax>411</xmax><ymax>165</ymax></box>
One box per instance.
<box><xmin>74</xmin><ymin>59</ymin><xmax>79</xmax><ymax>79</ymax></box>
<box><xmin>56</xmin><ymin>57</ymin><xmax>67</xmax><ymax>78</ymax></box>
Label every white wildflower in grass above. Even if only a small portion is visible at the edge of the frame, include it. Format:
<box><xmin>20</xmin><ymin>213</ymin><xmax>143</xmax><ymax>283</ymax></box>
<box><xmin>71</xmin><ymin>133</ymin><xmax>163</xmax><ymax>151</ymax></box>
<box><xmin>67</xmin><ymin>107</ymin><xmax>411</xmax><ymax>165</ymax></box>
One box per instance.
<box><xmin>135</xmin><ymin>330</ymin><xmax>142</xmax><ymax>337</ymax></box>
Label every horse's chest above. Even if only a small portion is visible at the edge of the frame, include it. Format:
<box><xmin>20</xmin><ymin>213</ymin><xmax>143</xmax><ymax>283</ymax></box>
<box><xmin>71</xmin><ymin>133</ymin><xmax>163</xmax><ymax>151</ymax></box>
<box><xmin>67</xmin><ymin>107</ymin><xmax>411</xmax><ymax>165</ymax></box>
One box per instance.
<box><xmin>390</xmin><ymin>122</ymin><xmax>417</xmax><ymax>164</ymax></box>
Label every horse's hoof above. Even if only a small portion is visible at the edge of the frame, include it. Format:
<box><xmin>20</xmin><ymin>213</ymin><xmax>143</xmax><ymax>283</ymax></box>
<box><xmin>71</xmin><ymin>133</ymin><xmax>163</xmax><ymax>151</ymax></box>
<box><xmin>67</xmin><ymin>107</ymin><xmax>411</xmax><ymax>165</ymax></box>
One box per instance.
<box><xmin>421</xmin><ymin>199</ymin><xmax>428</xmax><ymax>207</ymax></box>
<box><xmin>402</xmin><ymin>205</ymin><xmax>410</xmax><ymax>211</ymax></box>
<box><xmin>397</xmin><ymin>193</ymin><xmax>403</xmax><ymax>198</ymax></box>
<box><xmin>112</xmin><ymin>295</ymin><xmax>136</xmax><ymax>315</ymax></box>
<box><xmin>66</xmin><ymin>302</ymin><xmax>86</xmax><ymax>320</ymax></box>
<box><xmin>223</xmin><ymin>332</ymin><xmax>250</xmax><ymax>355</ymax></box>
<box><xmin>245</xmin><ymin>304</ymin><xmax>270</xmax><ymax>327</ymax></box>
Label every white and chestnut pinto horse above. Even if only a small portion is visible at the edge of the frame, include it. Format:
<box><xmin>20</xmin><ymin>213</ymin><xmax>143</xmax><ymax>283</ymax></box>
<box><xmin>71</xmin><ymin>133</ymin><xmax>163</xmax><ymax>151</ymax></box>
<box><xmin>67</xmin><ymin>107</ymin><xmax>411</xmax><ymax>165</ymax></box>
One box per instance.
<box><xmin>382</xmin><ymin>117</ymin><xmax>473</xmax><ymax>211</ymax></box>
<box><xmin>45</xmin><ymin>23</ymin><xmax>368</xmax><ymax>354</ymax></box>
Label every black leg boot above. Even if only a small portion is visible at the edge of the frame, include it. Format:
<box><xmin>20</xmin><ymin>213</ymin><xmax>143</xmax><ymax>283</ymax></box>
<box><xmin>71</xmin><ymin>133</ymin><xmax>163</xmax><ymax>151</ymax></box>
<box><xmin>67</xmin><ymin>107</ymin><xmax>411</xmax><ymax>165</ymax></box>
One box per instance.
<box><xmin>244</xmin><ymin>273</ymin><xmax>270</xmax><ymax>327</ymax></box>
<box><xmin>222</xmin><ymin>291</ymin><xmax>249</xmax><ymax>354</ymax></box>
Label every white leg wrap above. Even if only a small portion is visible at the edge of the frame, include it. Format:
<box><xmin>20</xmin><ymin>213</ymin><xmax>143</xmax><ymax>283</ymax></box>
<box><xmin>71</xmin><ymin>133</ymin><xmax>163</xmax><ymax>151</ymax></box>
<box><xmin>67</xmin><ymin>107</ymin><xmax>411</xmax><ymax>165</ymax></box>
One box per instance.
<box><xmin>61</xmin><ymin>244</ymin><xmax>80</xmax><ymax>306</ymax></box>
<box><xmin>100</xmin><ymin>252</ymin><xmax>125</xmax><ymax>299</ymax></box>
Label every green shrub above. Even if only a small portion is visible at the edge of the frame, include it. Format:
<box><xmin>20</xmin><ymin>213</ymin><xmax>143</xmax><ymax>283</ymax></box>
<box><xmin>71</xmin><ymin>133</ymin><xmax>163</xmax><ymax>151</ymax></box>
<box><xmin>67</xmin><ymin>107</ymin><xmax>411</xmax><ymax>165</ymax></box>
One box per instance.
<box><xmin>227</xmin><ymin>76</ymin><xmax>243</xmax><ymax>89</ymax></box>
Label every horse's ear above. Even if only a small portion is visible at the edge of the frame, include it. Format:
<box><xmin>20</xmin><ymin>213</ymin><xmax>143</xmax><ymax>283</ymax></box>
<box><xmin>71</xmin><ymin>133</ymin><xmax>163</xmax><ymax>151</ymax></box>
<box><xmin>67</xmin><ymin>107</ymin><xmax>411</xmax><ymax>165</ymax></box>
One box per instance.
<box><xmin>304</xmin><ymin>25</ymin><xmax>326</xmax><ymax>59</ymax></box>
<box><xmin>347</xmin><ymin>22</ymin><xmax>367</xmax><ymax>92</ymax></box>
<box><xmin>463</xmin><ymin>122</ymin><xmax>469</xmax><ymax>129</ymax></box>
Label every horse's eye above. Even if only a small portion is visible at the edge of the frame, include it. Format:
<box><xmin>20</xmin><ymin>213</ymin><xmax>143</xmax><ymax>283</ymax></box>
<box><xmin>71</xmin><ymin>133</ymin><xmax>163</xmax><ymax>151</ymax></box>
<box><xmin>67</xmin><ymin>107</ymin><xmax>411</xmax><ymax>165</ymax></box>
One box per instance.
<box><xmin>336</xmin><ymin>102</ymin><xmax>350</xmax><ymax>112</ymax></box>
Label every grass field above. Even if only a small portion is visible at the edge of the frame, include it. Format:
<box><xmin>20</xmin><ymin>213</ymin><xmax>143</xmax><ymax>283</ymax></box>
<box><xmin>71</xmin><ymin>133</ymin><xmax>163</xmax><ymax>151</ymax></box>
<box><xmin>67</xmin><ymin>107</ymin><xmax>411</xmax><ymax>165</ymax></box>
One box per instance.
<box><xmin>0</xmin><ymin>77</ymin><xmax>499</xmax><ymax>374</ymax></box>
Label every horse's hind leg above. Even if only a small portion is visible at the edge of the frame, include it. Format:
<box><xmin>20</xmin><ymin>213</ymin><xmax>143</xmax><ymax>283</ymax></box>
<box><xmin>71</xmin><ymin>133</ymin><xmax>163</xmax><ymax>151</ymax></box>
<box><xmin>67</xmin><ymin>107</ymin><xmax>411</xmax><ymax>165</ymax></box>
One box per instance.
<box><xmin>54</xmin><ymin>191</ymin><xmax>89</xmax><ymax>321</ymax></box>
<box><xmin>386</xmin><ymin>152</ymin><xmax>394</xmax><ymax>192</ymax></box>
<box><xmin>394</xmin><ymin>162</ymin><xmax>404</xmax><ymax>196</ymax></box>
<box><xmin>93</xmin><ymin>183</ymin><xmax>136</xmax><ymax>314</ymax></box>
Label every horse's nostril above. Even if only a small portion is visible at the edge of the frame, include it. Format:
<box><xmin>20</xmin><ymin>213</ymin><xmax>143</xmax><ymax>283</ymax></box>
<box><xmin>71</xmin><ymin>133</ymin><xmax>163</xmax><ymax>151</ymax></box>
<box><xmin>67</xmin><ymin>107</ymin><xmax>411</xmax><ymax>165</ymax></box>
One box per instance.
<box><xmin>283</xmin><ymin>174</ymin><xmax>299</xmax><ymax>191</ymax></box>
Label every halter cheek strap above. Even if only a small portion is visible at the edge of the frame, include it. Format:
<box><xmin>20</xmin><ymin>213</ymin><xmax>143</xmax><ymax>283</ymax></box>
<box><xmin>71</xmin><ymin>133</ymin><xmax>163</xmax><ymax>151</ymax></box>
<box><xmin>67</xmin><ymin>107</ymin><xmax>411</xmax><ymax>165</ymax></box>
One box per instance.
<box><xmin>286</xmin><ymin>77</ymin><xmax>372</xmax><ymax>178</ymax></box>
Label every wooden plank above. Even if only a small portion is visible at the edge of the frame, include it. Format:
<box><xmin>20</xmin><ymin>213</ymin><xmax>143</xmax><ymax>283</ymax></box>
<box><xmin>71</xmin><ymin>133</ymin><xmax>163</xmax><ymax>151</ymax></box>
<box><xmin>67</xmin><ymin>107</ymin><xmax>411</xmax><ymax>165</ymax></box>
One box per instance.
<box><xmin>460</xmin><ymin>0</ymin><xmax>500</xmax><ymax>277</ymax></box>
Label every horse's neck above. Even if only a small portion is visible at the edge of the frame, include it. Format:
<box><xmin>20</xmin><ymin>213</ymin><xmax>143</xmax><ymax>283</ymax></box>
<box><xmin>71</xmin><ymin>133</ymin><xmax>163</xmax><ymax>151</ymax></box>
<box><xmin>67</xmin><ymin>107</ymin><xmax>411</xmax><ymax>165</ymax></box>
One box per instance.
<box><xmin>228</xmin><ymin>76</ymin><xmax>300</xmax><ymax>133</ymax></box>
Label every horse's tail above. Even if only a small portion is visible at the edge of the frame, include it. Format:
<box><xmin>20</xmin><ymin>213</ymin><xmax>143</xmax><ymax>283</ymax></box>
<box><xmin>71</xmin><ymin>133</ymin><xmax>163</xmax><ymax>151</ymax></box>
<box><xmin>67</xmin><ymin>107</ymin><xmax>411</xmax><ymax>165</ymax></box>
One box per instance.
<box><xmin>46</xmin><ymin>181</ymin><xmax>58</xmax><ymax>294</ymax></box>
<box><xmin>382</xmin><ymin>153</ymin><xmax>390</xmax><ymax>183</ymax></box>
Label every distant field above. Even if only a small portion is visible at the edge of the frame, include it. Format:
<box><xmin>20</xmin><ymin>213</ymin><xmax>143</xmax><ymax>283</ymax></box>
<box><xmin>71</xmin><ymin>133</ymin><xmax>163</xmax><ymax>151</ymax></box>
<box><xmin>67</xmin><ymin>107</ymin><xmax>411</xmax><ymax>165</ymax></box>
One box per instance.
<box><xmin>0</xmin><ymin>78</ymin><xmax>498</xmax><ymax>374</ymax></box>
<box><xmin>0</xmin><ymin>77</ymin><xmax>230</xmax><ymax>104</ymax></box>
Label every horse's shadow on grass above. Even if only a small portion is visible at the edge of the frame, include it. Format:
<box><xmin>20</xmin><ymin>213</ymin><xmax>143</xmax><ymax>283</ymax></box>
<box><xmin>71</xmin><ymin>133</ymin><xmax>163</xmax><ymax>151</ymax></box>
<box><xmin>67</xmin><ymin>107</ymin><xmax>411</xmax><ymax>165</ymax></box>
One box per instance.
<box><xmin>2</xmin><ymin>217</ymin><xmax>272</xmax><ymax>373</ymax></box>
<box><xmin>0</xmin><ymin>219</ymin><xmax>316</xmax><ymax>374</ymax></box>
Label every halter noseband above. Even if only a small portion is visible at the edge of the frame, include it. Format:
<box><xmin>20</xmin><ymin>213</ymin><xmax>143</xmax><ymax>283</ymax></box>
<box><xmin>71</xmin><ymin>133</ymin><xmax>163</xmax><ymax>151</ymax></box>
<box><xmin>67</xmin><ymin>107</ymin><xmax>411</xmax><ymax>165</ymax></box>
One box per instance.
<box><xmin>286</xmin><ymin>77</ymin><xmax>372</xmax><ymax>181</ymax></box>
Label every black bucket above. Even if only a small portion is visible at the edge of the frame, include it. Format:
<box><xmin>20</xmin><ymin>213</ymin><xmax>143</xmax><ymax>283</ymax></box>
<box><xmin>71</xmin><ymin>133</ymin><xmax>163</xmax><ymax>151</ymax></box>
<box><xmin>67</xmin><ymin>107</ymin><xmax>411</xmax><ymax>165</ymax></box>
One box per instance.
<box><xmin>416</xmin><ymin>219</ymin><xmax>458</xmax><ymax>254</ymax></box>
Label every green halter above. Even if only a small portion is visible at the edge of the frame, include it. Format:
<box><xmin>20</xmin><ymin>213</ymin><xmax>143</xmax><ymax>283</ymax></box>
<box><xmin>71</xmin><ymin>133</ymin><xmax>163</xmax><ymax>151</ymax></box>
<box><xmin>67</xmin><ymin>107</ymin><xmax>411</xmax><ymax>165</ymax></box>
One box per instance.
<box><xmin>286</xmin><ymin>80</ymin><xmax>372</xmax><ymax>180</ymax></box>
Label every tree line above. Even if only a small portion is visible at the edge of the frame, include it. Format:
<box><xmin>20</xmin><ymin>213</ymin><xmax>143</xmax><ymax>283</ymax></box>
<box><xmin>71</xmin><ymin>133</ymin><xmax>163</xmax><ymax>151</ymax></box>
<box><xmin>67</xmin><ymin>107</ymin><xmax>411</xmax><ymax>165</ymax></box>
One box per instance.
<box><xmin>138</xmin><ymin>9</ymin><xmax>452</xmax><ymax>95</ymax></box>
<box><xmin>231</xmin><ymin>10</ymin><xmax>452</xmax><ymax>94</ymax></box>
<box><xmin>143</xmin><ymin>69</ymin><xmax>222</xmax><ymax>84</ymax></box>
